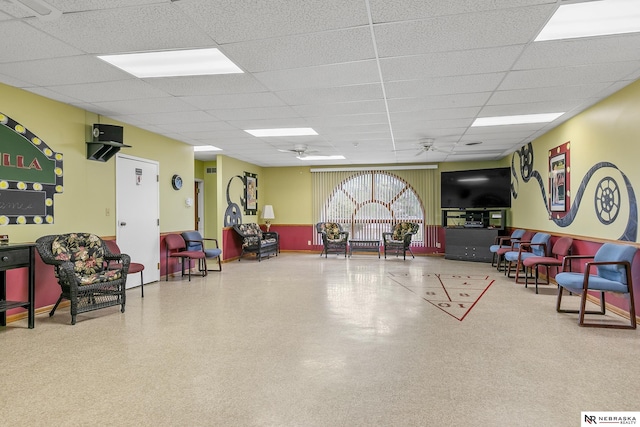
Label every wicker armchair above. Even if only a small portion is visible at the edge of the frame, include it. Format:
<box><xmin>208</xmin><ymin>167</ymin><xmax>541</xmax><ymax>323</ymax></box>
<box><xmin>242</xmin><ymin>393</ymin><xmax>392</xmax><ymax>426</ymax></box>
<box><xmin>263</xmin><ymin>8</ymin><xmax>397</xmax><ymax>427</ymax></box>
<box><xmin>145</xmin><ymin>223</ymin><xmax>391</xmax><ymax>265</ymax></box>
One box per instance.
<box><xmin>232</xmin><ymin>223</ymin><xmax>278</xmax><ymax>261</ymax></box>
<box><xmin>315</xmin><ymin>222</ymin><xmax>349</xmax><ymax>258</ymax></box>
<box><xmin>36</xmin><ymin>233</ymin><xmax>130</xmax><ymax>325</ymax></box>
<box><xmin>382</xmin><ymin>222</ymin><xmax>419</xmax><ymax>259</ymax></box>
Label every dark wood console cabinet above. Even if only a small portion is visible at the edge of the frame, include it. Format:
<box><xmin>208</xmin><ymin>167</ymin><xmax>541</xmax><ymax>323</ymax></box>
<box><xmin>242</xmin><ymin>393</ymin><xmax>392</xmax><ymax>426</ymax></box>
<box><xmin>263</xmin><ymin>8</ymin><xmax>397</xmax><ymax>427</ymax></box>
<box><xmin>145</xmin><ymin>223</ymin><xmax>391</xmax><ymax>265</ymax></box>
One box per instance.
<box><xmin>0</xmin><ymin>243</ymin><xmax>36</xmax><ymax>329</ymax></box>
<box><xmin>445</xmin><ymin>228</ymin><xmax>499</xmax><ymax>262</ymax></box>
<box><xmin>443</xmin><ymin>209</ymin><xmax>506</xmax><ymax>262</ymax></box>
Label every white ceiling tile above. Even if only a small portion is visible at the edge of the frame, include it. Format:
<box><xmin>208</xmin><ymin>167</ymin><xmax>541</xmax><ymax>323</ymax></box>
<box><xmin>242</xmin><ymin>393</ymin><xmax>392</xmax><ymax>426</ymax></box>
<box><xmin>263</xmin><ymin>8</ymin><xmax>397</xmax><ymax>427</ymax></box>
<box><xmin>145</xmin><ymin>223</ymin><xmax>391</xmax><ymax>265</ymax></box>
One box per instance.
<box><xmin>487</xmin><ymin>83</ymin><xmax>612</xmax><ymax>105</ymax></box>
<box><xmin>25</xmin><ymin>87</ymin><xmax>83</xmax><ymax>104</ymax></box>
<box><xmin>0</xmin><ymin>21</ymin><xmax>80</xmax><ymax>63</ymax></box>
<box><xmin>0</xmin><ymin>0</ymin><xmax>635</xmax><ymax>166</ymax></box>
<box><xmin>515</xmin><ymin>33</ymin><xmax>640</xmax><ymax>69</ymax></box>
<box><xmin>306</xmin><ymin>113</ymin><xmax>389</xmax><ymax>128</ymax></box>
<box><xmin>28</xmin><ymin>3</ymin><xmax>214</xmax><ymax>54</ymax></box>
<box><xmin>380</xmin><ymin>46</ymin><xmax>525</xmax><ymax>80</ymax></box>
<box><xmin>374</xmin><ymin>5</ymin><xmax>554</xmax><ymax>57</ymax></box>
<box><xmin>0</xmin><ymin>55</ymin><xmax>130</xmax><ymax>86</ymax></box>
<box><xmin>276</xmin><ymin>83</ymin><xmax>383</xmax><ymax>105</ymax></box>
<box><xmin>499</xmin><ymin>62</ymin><xmax>640</xmax><ymax>90</ymax></box>
<box><xmin>45</xmin><ymin>79</ymin><xmax>170</xmax><ymax>102</ymax></box>
<box><xmin>180</xmin><ymin>92</ymin><xmax>286</xmax><ymax>110</ymax></box>
<box><xmin>254</xmin><ymin>60</ymin><xmax>380</xmax><ymax>91</ymax></box>
<box><xmin>369</xmin><ymin>0</ymin><xmax>556</xmax><ymax>23</ymax></box>
<box><xmin>92</xmin><ymin>97</ymin><xmax>199</xmax><ymax>115</ymax></box>
<box><xmin>45</xmin><ymin>0</ymin><xmax>170</xmax><ymax>12</ymax></box>
<box><xmin>0</xmin><ymin>72</ymin><xmax>33</xmax><ymax>88</ymax></box>
<box><xmin>385</xmin><ymin>73</ymin><xmax>505</xmax><ymax>98</ymax></box>
<box><xmin>175</xmin><ymin>0</ymin><xmax>368</xmax><ymax>44</ymax></box>
<box><xmin>156</xmin><ymin>121</ymin><xmax>235</xmax><ymax>133</ymax></box>
<box><xmin>208</xmin><ymin>106</ymin><xmax>300</xmax><ymax>121</ymax></box>
<box><xmin>387</xmin><ymin>93</ymin><xmax>492</xmax><ymax>110</ymax></box>
<box><xmin>223</xmin><ymin>27</ymin><xmax>375</xmax><ymax>72</ymax></box>
<box><xmin>143</xmin><ymin>74</ymin><xmax>268</xmax><ymax>97</ymax></box>
<box><xmin>391</xmin><ymin>107</ymin><xmax>481</xmax><ymax>122</ymax></box>
<box><xmin>478</xmin><ymin>101</ymin><xmax>582</xmax><ymax>117</ymax></box>
<box><xmin>123</xmin><ymin>110</ymin><xmax>218</xmax><ymax>126</ymax></box>
<box><xmin>292</xmin><ymin>100</ymin><xmax>387</xmax><ymax>117</ymax></box>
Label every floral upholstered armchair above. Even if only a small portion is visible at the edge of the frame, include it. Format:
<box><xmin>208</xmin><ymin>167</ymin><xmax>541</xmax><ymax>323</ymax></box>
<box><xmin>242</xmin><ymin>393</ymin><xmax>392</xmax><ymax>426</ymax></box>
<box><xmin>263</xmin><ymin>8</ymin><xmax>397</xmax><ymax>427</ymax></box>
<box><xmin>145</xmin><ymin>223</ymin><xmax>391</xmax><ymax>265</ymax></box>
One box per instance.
<box><xmin>382</xmin><ymin>222</ymin><xmax>420</xmax><ymax>260</ymax></box>
<box><xmin>36</xmin><ymin>233</ymin><xmax>130</xmax><ymax>325</ymax></box>
<box><xmin>315</xmin><ymin>222</ymin><xmax>349</xmax><ymax>257</ymax></box>
<box><xmin>232</xmin><ymin>223</ymin><xmax>278</xmax><ymax>261</ymax></box>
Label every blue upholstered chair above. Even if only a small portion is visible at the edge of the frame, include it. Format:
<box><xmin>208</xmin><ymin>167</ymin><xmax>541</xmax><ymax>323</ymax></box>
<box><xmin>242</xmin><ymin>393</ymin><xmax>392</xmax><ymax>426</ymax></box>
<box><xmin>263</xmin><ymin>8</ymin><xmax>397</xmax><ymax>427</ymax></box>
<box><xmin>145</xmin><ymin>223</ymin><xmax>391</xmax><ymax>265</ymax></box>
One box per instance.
<box><xmin>181</xmin><ymin>230</ymin><xmax>222</xmax><ymax>272</ymax></box>
<box><xmin>504</xmin><ymin>232</ymin><xmax>551</xmax><ymax>283</ymax></box>
<box><xmin>490</xmin><ymin>228</ymin><xmax>526</xmax><ymax>268</ymax></box>
<box><xmin>555</xmin><ymin>243</ymin><xmax>637</xmax><ymax>329</ymax></box>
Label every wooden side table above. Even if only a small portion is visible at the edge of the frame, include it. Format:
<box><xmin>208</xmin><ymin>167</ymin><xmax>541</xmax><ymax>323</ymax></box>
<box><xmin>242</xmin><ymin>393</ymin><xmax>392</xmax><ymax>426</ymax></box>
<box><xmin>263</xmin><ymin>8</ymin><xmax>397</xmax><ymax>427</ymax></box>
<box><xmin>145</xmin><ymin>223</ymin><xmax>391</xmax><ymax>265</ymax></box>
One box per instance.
<box><xmin>0</xmin><ymin>243</ymin><xmax>36</xmax><ymax>329</ymax></box>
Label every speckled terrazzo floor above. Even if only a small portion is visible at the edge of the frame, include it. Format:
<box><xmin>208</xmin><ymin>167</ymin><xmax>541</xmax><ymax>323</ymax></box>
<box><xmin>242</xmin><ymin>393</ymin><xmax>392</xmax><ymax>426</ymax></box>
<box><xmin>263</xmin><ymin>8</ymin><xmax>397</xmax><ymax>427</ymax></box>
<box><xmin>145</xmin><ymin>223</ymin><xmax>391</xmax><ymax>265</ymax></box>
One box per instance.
<box><xmin>1</xmin><ymin>253</ymin><xmax>638</xmax><ymax>426</ymax></box>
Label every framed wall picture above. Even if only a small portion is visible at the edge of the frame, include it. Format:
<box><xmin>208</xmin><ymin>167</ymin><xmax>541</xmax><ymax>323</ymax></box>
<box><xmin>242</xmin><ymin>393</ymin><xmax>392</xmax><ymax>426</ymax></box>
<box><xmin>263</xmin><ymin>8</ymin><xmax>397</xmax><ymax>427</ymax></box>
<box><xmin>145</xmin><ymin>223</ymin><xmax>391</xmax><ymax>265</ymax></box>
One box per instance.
<box><xmin>244</xmin><ymin>172</ymin><xmax>257</xmax><ymax>215</ymax></box>
<box><xmin>549</xmin><ymin>152</ymin><xmax>567</xmax><ymax>212</ymax></box>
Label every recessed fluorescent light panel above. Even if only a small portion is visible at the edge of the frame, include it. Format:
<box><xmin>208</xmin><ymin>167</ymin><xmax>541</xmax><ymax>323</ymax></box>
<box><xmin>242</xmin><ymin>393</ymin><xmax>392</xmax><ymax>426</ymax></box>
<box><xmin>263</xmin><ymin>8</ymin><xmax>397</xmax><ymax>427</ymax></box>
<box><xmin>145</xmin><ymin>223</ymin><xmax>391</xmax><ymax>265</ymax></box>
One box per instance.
<box><xmin>97</xmin><ymin>48</ymin><xmax>243</xmax><ymax>78</ymax></box>
<box><xmin>244</xmin><ymin>128</ymin><xmax>318</xmax><ymax>137</ymax></box>
<box><xmin>472</xmin><ymin>113</ymin><xmax>564</xmax><ymax>127</ymax></box>
<box><xmin>10</xmin><ymin>0</ymin><xmax>61</xmax><ymax>20</ymax></box>
<box><xmin>536</xmin><ymin>0</ymin><xmax>640</xmax><ymax>41</ymax></box>
<box><xmin>193</xmin><ymin>145</ymin><xmax>222</xmax><ymax>152</ymax></box>
<box><xmin>297</xmin><ymin>155</ymin><xmax>345</xmax><ymax>161</ymax></box>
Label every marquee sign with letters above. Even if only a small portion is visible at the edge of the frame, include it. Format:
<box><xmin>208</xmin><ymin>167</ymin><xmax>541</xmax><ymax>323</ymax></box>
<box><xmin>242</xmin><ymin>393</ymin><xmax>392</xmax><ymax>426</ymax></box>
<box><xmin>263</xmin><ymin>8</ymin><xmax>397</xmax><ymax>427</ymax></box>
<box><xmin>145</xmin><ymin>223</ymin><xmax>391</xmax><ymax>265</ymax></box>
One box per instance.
<box><xmin>0</xmin><ymin>112</ymin><xmax>63</xmax><ymax>225</ymax></box>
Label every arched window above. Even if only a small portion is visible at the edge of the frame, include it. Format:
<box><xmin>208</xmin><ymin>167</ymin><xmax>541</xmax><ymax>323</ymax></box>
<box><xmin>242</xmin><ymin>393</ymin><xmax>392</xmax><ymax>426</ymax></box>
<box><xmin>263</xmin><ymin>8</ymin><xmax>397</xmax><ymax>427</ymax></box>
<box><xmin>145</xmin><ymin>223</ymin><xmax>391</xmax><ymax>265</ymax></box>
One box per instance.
<box><xmin>319</xmin><ymin>171</ymin><xmax>425</xmax><ymax>244</ymax></box>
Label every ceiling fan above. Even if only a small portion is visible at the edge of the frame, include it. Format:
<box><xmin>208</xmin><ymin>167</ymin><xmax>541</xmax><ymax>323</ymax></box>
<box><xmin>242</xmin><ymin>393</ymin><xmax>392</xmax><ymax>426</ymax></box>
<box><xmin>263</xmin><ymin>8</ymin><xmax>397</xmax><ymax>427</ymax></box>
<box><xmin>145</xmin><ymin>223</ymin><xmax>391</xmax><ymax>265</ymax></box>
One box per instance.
<box><xmin>277</xmin><ymin>144</ymin><xmax>319</xmax><ymax>157</ymax></box>
<box><xmin>396</xmin><ymin>138</ymin><xmax>453</xmax><ymax>156</ymax></box>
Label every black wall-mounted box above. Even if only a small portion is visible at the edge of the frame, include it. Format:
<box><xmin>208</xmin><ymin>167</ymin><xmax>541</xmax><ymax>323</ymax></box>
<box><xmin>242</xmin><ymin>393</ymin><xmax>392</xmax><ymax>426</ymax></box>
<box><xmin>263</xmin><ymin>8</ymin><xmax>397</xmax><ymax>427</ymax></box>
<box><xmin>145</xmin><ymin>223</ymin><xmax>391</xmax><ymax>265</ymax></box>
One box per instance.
<box><xmin>93</xmin><ymin>124</ymin><xmax>123</xmax><ymax>144</ymax></box>
<box><xmin>86</xmin><ymin>124</ymin><xmax>130</xmax><ymax>162</ymax></box>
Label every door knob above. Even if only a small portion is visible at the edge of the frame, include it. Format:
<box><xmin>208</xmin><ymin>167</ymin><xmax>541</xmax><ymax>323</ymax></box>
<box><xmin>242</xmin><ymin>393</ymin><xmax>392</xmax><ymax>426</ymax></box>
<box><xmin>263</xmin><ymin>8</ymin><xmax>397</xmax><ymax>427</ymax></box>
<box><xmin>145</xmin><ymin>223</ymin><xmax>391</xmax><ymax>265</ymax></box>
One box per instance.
<box><xmin>120</xmin><ymin>222</ymin><xmax>127</xmax><ymax>226</ymax></box>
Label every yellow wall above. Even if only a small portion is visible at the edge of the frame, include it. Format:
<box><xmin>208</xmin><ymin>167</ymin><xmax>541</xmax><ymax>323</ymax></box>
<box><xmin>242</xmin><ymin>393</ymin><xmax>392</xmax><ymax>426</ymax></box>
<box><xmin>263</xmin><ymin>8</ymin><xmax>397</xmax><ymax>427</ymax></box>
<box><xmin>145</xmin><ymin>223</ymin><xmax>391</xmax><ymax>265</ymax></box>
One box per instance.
<box><xmin>261</xmin><ymin>166</ymin><xmax>312</xmax><ymax>224</ymax></box>
<box><xmin>0</xmin><ymin>83</ymin><xmax>195</xmax><ymax>243</ymax></box>
<box><xmin>512</xmin><ymin>79</ymin><xmax>640</xmax><ymax>241</ymax></box>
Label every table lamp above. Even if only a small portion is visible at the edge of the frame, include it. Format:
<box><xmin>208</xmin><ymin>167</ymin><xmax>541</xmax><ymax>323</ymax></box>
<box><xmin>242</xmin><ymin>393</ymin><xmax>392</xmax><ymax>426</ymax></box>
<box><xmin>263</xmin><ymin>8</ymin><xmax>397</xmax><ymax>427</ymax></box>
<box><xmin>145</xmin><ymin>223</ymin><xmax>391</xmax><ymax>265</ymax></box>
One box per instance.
<box><xmin>262</xmin><ymin>205</ymin><xmax>275</xmax><ymax>232</ymax></box>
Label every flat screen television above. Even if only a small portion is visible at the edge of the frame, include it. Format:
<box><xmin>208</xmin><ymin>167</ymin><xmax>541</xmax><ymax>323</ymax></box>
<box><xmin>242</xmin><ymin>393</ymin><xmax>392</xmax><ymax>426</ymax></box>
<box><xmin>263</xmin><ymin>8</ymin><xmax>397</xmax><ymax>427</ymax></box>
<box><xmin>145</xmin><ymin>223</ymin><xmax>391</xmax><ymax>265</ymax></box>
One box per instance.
<box><xmin>440</xmin><ymin>167</ymin><xmax>512</xmax><ymax>209</ymax></box>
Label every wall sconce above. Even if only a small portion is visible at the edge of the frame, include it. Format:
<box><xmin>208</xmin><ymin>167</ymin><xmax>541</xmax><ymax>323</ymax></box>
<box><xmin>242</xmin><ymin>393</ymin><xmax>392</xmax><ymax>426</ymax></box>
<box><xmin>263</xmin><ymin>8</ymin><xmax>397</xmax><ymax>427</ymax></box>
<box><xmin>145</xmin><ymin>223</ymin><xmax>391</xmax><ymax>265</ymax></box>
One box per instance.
<box><xmin>262</xmin><ymin>205</ymin><xmax>275</xmax><ymax>232</ymax></box>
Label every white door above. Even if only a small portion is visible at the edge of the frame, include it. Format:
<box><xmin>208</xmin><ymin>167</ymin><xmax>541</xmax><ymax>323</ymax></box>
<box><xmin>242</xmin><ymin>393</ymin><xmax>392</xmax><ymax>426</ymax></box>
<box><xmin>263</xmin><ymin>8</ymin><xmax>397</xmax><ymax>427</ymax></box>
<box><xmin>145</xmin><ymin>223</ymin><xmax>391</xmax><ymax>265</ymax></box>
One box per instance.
<box><xmin>116</xmin><ymin>154</ymin><xmax>160</xmax><ymax>288</ymax></box>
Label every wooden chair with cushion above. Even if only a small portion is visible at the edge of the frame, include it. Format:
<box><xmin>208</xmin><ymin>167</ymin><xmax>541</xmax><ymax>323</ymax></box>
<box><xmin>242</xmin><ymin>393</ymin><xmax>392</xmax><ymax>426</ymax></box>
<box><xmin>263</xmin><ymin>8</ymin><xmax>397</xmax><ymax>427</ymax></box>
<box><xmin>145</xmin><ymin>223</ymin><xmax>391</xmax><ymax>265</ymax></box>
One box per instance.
<box><xmin>495</xmin><ymin>230</ymin><xmax>535</xmax><ymax>272</ymax></box>
<box><xmin>504</xmin><ymin>232</ymin><xmax>551</xmax><ymax>283</ymax></box>
<box><xmin>521</xmin><ymin>237</ymin><xmax>573</xmax><ymax>294</ymax></box>
<box><xmin>165</xmin><ymin>233</ymin><xmax>207</xmax><ymax>281</ymax></box>
<box><xmin>36</xmin><ymin>232</ymin><xmax>130</xmax><ymax>325</ymax></box>
<box><xmin>489</xmin><ymin>229</ymin><xmax>526</xmax><ymax>267</ymax></box>
<box><xmin>104</xmin><ymin>240</ymin><xmax>146</xmax><ymax>297</ymax></box>
<box><xmin>181</xmin><ymin>230</ymin><xmax>222</xmax><ymax>272</ymax></box>
<box><xmin>555</xmin><ymin>242</ymin><xmax>637</xmax><ymax>329</ymax></box>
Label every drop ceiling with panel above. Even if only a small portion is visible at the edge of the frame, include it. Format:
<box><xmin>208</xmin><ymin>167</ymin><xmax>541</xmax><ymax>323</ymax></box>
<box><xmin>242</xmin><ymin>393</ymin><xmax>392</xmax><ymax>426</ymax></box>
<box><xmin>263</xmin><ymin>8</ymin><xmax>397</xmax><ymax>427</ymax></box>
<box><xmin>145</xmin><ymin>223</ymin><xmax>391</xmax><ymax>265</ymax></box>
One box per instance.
<box><xmin>1</xmin><ymin>0</ymin><xmax>639</xmax><ymax>166</ymax></box>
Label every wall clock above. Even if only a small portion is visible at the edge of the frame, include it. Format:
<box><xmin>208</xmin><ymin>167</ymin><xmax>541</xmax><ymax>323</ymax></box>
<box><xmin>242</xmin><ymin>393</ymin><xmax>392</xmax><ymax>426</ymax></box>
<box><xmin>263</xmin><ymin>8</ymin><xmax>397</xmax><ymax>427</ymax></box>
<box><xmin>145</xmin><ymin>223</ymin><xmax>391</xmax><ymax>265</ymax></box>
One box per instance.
<box><xmin>171</xmin><ymin>174</ymin><xmax>183</xmax><ymax>190</ymax></box>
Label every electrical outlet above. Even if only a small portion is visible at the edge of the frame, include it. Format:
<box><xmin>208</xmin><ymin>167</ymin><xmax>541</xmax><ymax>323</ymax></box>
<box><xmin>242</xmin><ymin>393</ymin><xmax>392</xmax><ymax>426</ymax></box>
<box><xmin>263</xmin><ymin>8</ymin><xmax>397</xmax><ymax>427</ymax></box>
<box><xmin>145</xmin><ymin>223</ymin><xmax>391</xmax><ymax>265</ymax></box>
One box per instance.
<box><xmin>308</xmin><ymin>240</ymin><xmax>311</xmax><ymax>245</ymax></box>
<box><xmin>436</xmin><ymin>242</ymin><xmax>441</xmax><ymax>248</ymax></box>
<box><xmin>105</xmin><ymin>208</ymin><xmax>110</xmax><ymax>216</ymax></box>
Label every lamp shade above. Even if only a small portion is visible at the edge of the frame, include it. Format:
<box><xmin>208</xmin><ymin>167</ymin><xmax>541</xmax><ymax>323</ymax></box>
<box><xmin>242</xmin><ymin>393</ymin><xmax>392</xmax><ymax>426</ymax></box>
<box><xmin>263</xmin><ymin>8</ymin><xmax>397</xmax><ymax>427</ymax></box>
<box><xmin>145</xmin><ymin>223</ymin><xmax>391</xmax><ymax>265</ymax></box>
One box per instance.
<box><xmin>262</xmin><ymin>205</ymin><xmax>275</xmax><ymax>220</ymax></box>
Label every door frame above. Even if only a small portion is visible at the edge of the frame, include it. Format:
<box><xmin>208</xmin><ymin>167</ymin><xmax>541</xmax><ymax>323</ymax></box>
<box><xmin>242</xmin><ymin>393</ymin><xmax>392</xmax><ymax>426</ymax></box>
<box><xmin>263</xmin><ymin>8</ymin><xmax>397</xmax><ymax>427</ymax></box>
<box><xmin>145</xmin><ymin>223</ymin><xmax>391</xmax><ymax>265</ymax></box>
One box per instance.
<box><xmin>115</xmin><ymin>153</ymin><xmax>160</xmax><ymax>286</ymax></box>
